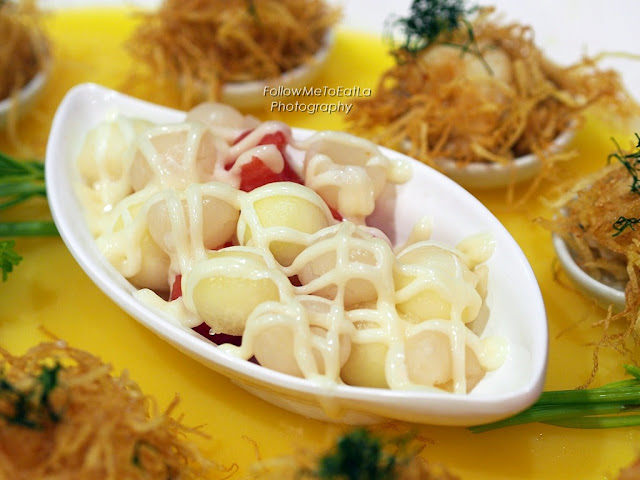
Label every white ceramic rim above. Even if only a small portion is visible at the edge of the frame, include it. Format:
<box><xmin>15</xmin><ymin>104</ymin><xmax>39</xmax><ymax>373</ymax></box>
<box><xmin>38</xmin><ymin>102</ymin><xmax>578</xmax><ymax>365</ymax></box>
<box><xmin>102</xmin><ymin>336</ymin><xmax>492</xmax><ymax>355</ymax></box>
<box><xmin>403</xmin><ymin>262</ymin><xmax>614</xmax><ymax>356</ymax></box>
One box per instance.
<box><xmin>552</xmin><ymin>234</ymin><xmax>626</xmax><ymax>311</ymax></box>
<box><xmin>220</xmin><ymin>32</ymin><xmax>334</xmax><ymax>110</ymax></box>
<box><xmin>0</xmin><ymin>69</ymin><xmax>49</xmax><ymax>127</ymax></box>
<box><xmin>436</xmin><ymin>127</ymin><xmax>576</xmax><ymax>190</ymax></box>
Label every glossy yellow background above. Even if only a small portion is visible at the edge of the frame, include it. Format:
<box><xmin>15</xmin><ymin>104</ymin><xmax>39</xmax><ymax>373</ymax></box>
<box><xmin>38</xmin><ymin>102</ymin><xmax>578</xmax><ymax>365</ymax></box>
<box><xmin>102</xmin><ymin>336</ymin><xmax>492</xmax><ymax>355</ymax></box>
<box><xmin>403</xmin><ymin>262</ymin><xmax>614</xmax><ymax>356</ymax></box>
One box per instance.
<box><xmin>1</xmin><ymin>7</ymin><xmax>639</xmax><ymax>479</ymax></box>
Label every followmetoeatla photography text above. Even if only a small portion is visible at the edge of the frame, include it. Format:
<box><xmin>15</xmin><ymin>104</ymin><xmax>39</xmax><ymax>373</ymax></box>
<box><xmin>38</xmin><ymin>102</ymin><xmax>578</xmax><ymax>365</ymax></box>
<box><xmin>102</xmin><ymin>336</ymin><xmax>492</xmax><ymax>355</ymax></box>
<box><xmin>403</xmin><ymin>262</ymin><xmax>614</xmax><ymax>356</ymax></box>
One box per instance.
<box><xmin>264</xmin><ymin>85</ymin><xmax>372</xmax><ymax>115</ymax></box>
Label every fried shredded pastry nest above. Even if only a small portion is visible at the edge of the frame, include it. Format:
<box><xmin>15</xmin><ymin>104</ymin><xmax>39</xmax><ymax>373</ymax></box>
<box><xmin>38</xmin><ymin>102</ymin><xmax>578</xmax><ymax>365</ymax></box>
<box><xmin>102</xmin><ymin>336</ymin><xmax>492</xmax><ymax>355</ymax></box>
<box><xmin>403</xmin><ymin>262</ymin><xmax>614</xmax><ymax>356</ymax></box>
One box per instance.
<box><xmin>618</xmin><ymin>455</ymin><xmax>640</xmax><ymax>480</ymax></box>
<box><xmin>0</xmin><ymin>0</ymin><xmax>48</xmax><ymax>102</ymax></box>
<box><xmin>0</xmin><ymin>341</ymin><xmax>216</xmax><ymax>480</ymax></box>
<box><xmin>348</xmin><ymin>7</ymin><xmax>635</xmax><ymax>185</ymax></box>
<box><xmin>538</xmin><ymin>139</ymin><xmax>640</xmax><ymax>380</ymax></box>
<box><xmin>127</xmin><ymin>0</ymin><xmax>340</xmax><ymax>107</ymax></box>
<box><xmin>245</xmin><ymin>427</ymin><xmax>459</xmax><ymax>480</ymax></box>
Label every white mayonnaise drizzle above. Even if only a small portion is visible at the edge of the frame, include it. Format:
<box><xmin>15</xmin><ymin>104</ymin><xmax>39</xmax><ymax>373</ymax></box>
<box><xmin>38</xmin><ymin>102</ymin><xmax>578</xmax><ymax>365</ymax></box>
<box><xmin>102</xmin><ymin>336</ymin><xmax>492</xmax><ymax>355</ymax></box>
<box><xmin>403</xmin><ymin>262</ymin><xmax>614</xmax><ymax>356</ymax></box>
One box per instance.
<box><xmin>75</xmin><ymin>102</ymin><xmax>506</xmax><ymax>394</ymax></box>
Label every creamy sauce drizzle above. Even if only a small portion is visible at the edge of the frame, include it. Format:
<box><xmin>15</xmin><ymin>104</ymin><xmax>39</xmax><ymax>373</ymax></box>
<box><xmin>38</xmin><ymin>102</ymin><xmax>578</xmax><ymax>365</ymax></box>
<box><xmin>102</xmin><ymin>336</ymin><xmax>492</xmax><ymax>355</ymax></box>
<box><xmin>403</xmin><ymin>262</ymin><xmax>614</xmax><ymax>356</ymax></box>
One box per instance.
<box><xmin>76</xmin><ymin>103</ymin><xmax>506</xmax><ymax>394</ymax></box>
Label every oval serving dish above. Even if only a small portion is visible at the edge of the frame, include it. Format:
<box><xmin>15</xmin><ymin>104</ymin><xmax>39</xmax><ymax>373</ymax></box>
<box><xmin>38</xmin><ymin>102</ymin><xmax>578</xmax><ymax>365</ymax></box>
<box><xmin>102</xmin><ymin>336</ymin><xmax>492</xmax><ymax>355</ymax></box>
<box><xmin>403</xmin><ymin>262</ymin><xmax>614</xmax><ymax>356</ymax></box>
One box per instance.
<box><xmin>46</xmin><ymin>83</ymin><xmax>548</xmax><ymax>426</ymax></box>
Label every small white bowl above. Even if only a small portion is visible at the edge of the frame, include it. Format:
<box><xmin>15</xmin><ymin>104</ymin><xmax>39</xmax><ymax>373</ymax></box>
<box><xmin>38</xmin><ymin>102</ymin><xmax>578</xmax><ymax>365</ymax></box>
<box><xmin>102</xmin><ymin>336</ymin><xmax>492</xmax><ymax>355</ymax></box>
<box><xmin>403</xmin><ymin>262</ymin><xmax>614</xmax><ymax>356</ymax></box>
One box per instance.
<box><xmin>46</xmin><ymin>83</ymin><xmax>548</xmax><ymax>426</ymax></box>
<box><xmin>0</xmin><ymin>70</ymin><xmax>48</xmax><ymax>128</ymax></box>
<box><xmin>219</xmin><ymin>33</ymin><xmax>333</xmax><ymax>110</ymax></box>
<box><xmin>553</xmin><ymin>234</ymin><xmax>626</xmax><ymax>311</ymax></box>
<box><xmin>436</xmin><ymin>128</ymin><xmax>575</xmax><ymax>189</ymax></box>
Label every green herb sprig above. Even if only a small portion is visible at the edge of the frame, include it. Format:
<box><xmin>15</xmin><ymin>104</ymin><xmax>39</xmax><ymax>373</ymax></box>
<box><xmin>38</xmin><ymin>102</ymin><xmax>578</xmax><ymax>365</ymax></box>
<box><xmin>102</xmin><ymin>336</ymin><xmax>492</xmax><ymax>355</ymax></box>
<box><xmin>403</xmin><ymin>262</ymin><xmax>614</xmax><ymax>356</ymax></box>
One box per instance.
<box><xmin>0</xmin><ymin>362</ymin><xmax>63</xmax><ymax>429</ymax></box>
<box><xmin>612</xmin><ymin>216</ymin><xmax>640</xmax><ymax>237</ymax></box>
<box><xmin>0</xmin><ymin>150</ymin><xmax>58</xmax><ymax>281</ymax></box>
<box><xmin>609</xmin><ymin>133</ymin><xmax>640</xmax><ymax>196</ymax></box>
<box><xmin>314</xmin><ymin>428</ymin><xmax>398</xmax><ymax>480</ymax></box>
<box><xmin>607</xmin><ymin>134</ymin><xmax>640</xmax><ymax>237</ymax></box>
<box><xmin>386</xmin><ymin>0</ymin><xmax>490</xmax><ymax>73</ymax></box>
<box><xmin>304</xmin><ymin>428</ymin><xmax>429</xmax><ymax>480</ymax></box>
<box><xmin>470</xmin><ymin>364</ymin><xmax>640</xmax><ymax>433</ymax></box>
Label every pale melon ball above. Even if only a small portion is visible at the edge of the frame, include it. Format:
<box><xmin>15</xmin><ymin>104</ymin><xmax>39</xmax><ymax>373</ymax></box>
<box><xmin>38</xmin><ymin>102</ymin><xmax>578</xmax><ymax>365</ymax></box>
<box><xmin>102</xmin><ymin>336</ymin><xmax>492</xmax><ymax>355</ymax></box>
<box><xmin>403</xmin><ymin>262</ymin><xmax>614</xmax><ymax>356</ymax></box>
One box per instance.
<box><xmin>100</xmin><ymin>195</ymin><xmax>171</xmax><ymax>293</ymax></box>
<box><xmin>405</xmin><ymin>329</ymin><xmax>486</xmax><ymax>392</ymax></box>
<box><xmin>187</xmin><ymin>102</ymin><xmax>246</xmax><ymax>129</ymax></box>
<box><xmin>395</xmin><ymin>243</ymin><xmax>481</xmax><ymax>323</ymax></box>
<box><xmin>239</xmin><ymin>182</ymin><xmax>331</xmax><ymax>266</ymax></box>
<box><xmin>253</xmin><ymin>324</ymin><xmax>303</xmax><ymax>377</ymax></box>
<box><xmin>298</xmin><ymin>247</ymin><xmax>378</xmax><ymax>307</ymax></box>
<box><xmin>186</xmin><ymin>250</ymin><xmax>282</xmax><ymax>335</ymax></box>
<box><xmin>129</xmin><ymin>123</ymin><xmax>217</xmax><ymax>191</ymax></box>
<box><xmin>128</xmin><ymin>231</ymin><xmax>171</xmax><ymax>293</ymax></box>
<box><xmin>77</xmin><ymin>117</ymin><xmax>151</xmax><ymax>186</ymax></box>
<box><xmin>253</xmin><ymin>324</ymin><xmax>350</xmax><ymax>379</ymax></box>
<box><xmin>147</xmin><ymin>193</ymin><xmax>239</xmax><ymax>254</ymax></box>
<box><xmin>340</xmin><ymin>341</ymin><xmax>389</xmax><ymax>388</ymax></box>
<box><xmin>405</xmin><ymin>330</ymin><xmax>452</xmax><ymax>387</ymax></box>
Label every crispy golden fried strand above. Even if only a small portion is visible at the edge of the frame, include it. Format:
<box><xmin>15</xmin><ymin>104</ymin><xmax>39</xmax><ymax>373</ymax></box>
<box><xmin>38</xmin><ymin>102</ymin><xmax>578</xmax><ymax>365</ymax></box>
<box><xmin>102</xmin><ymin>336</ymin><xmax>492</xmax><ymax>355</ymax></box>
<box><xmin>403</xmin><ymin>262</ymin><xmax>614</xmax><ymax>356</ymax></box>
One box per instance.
<box><xmin>348</xmin><ymin>8</ymin><xmax>635</xmax><ymax>176</ymax></box>
<box><xmin>539</xmin><ymin>141</ymin><xmax>640</xmax><ymax>382</ymax></box>
<box><xmin>543</xmin><ymin>165</ymin><xmax>640</xmax><ymax>288</ymax></box>
<box><xmin>0</xmin><ymin>341</ymin><xmax>217</xmax><ymax>480</ymax></box>
<box><xmin>245</xmin><ymin>427</ymin><xmax>459</xmax><ymax>480</ymax></box>
<box><xmin>128</xmin><ymin>0</ymin><xmax>340</xmax><ymax>107</ymax></box>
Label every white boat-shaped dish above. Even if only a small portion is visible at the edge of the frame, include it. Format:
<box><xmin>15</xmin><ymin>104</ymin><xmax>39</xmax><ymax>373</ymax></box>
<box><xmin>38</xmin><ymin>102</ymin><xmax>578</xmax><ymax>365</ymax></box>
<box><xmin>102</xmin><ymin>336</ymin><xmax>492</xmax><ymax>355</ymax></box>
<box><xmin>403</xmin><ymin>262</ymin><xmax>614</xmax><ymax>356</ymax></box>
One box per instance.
<box><xmin>46</xmin><ymin>83</ymin><xmax>548</xmax><ymax>426</ymax></box>
<box><xmin>436</xmin><ymin>128</ymin><xmax>575</xmax><ymax>190</ymax></box>
<box><xmin>0</xmin><ymin>69</ymin><xmax>48</xmax><ymax>128</ymax></box>
<box><xmin>553</xmin><ymin>234</ymin><xmax>626</xmax><ymax>311</ymax></box>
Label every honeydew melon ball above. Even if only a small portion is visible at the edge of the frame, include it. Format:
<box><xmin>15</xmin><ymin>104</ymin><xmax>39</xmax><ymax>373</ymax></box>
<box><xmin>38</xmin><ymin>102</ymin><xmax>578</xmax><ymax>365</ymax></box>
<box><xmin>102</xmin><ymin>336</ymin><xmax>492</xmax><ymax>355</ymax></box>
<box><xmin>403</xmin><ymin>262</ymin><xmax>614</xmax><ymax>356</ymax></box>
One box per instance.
<box><xmin>128</xmin><ymin>231</ymin><xmax>171</xmax><ymax>293</ymax></box>
<box><xmin>101</xmin><ymin>194</ymin><xmax>171</xmax><ymax>293</ymax></box>
<box><xmin>146</xmin><ymin>191</ymin><xmax>239</xmax><ymax>254</ymax></box>
<box><xmin>252</xmin><ymin>298</ymin><xmax>351</xmax><ymax>378</ymax></box>
<box><xmin>77</xmin><ymin>117</ymin><xmax>151</xmax><ymax>186</ymax></box>
<box><xmin>340</xmin><ymin>341</ymin><xmax>389</xmax><ymax>388</ymax></box>
<box><xmin>239</xmin><ymin>182</ymin><xmax>332</xmax><ymax>266</ymax></box>
<box><xmin>395</xmin><ymin>242</ymin><xmax>481</xmax><ymax>324</ymax></box>
<box><xmin>187</xmin><ymin>248</ymin><xmax>284</xmax><ymax>335</ymax></box>
<box><xmin>404</xmin><ymin>329</ymin><xmax>452</xmax><ymax>387</ymax></box>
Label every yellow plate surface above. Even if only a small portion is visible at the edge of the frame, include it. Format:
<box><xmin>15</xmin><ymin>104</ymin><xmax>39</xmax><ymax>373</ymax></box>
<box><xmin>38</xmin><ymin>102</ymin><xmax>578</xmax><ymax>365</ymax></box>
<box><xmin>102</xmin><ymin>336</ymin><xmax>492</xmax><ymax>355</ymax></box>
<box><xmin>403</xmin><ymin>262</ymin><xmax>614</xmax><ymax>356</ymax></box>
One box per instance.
<box><xmin>1</xmin><ymin>7</ymin><xmax>638</xmax><ymax>479</ymax></box>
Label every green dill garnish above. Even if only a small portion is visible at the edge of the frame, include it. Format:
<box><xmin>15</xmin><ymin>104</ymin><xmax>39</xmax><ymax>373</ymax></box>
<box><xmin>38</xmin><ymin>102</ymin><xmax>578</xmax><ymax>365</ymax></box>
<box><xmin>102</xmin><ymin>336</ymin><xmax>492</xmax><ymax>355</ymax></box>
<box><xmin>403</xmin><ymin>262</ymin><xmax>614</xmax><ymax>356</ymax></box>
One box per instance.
<box><xmin>606</xmin><ymin>134</ymin><xmax>640</xmax><ymax>237</ymax></box>
<box><xmin>608</xmin><ymin>133</ymin><xmax>640</xmax><ymax>196</ymax></box>
<box><xmin>392</xmin><ymin>0</ymin><xmax>470</xmax><ymax>53</ymax></box>
<box><xmin>313</xmin><ymin>428</ymin><xmax>413</xmax><ymax>480</ymax></box>
<box><xmin>0</xmin><ymin>150</ymin><xmax>58</xmax><ymax>281</ymax></box>
<box><xmin>612</xmin><ymin>216</ymin><xmax>639</xmax><ymax>237</ymax></box>
<box><xmin>470</xmin><ymin>364</ymin><xmax>640</xmax><ymax>433</ymax></box>
<box><xmin>386</xmin><ymin>0</ymin><xmax>489</xmax><ymax>72</ymax></box>
<box><xmin>0</xmin><ymin>362</ymin><xmax>63</xmax><ymax>429</ymax></box>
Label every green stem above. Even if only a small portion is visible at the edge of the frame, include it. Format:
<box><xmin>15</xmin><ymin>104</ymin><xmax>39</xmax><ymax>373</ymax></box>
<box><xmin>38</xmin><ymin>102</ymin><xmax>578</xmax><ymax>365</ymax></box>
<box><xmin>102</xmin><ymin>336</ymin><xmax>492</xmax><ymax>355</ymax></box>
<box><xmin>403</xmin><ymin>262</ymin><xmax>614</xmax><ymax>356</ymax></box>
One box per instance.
<box><xmin>535</xmin><ymin>386</ymin><xmax>640</xmax><ymax>405</ymax></box>
<box><xmin>545</xmin><ymin>414</ymin><xmax>640</xmax><ymax>429</ymax></box>
<box><xmin>0</xmin><ymin>221</ymin><xmax>58</xmax><ymax>237</ymax></box>
<box><xmin>625</xmin><ymin>364</ymin><xmax>640</xmax><ymax>380</ymax></box>
<box><xmin>0</xmin><ymin>182</ymin><xmax>46</xmax><ymax>199</ymax></box>
<box><xmin>469</xmin><ymin>403</ymin><xmax>638</xmax><ymax>433</ymax></box>
<box><xmin>0</xmin><ymin>193</ymin><xmax>39</xmax><ymax>210</ymax></box>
